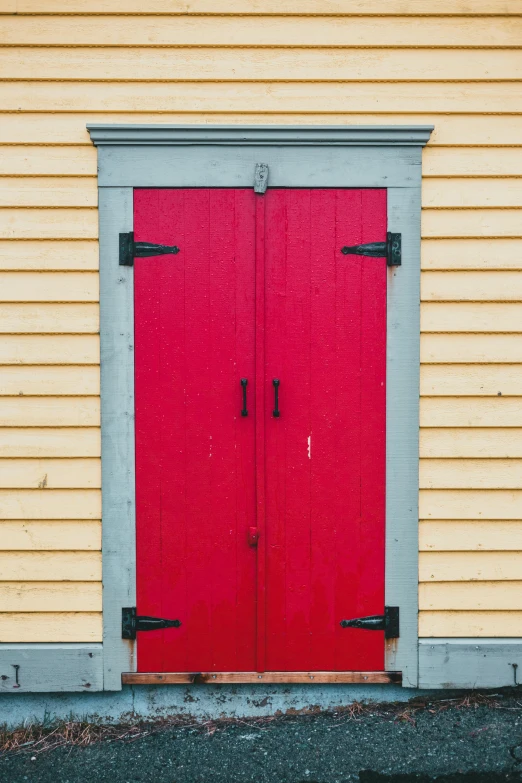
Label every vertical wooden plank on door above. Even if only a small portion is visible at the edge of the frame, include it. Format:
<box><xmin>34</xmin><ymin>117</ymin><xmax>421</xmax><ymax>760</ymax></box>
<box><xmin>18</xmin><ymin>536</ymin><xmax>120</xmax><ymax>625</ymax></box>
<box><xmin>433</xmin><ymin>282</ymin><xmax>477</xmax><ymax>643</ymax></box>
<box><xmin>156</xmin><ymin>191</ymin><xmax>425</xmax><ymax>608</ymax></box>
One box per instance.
<box><xmin>309</xmin><ymin>189</ymin><xmax>337</xmax><ymax>671</ymax></box>
<box><xmin>255</xmin><ymin>193</ymin><xmax>267</xmax><ymax>673</ymax></box>
<box><xmin>359</xmin><ymin>189</ymin><xmax>387</xmax><ymax>671</ymax></box>
<box><xmin>282</xmin><ymin>190</ymin><xmax>312</xmax><ymax>670</ymax></box>
<box><xmin>134</xmin><ymin>188</ymin><xmax>164</xmax><ymax>673</ymax></box>
<box><xmin>264</xmin><ymin>190</ymin><xmax>287</xmax><ymax>671</ymax></box>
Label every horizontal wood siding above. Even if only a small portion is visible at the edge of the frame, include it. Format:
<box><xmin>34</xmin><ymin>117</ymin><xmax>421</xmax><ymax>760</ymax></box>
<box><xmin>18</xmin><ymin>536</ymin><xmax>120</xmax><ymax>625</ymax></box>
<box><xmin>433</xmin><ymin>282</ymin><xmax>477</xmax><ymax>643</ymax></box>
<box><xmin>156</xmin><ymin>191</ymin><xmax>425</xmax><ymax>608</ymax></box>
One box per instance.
<box><xmin>0</xmin><ymin>6</ymin><xmax>520</xmax><ymax>643</ymax></box>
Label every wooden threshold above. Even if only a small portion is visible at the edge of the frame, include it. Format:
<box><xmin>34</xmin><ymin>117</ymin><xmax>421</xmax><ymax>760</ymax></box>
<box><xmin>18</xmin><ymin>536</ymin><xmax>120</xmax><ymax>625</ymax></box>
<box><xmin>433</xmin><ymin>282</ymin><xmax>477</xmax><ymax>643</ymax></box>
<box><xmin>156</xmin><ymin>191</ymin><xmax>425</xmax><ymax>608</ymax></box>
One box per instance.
<box><xmin>122</xmin><ymin>671</ymin><xmax>401</xmax><ymax>685</ymax></box>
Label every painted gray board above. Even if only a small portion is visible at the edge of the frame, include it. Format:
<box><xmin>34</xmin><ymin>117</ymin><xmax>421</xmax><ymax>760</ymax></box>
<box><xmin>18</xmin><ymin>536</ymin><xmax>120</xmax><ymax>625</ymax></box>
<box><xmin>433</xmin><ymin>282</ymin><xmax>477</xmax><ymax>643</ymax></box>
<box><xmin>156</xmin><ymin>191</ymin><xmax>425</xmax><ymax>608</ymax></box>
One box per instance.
<box><xmin>0</xmin><ymin>125</ymin><xmax>433</xmax><ymax>695</ymax></box>
<box><xmin>0</xmin><ymin>645</ymin><xmax>102</xmax><ymax>693</ymax></box>
<box><xmin>0</xmin><ymin>683</ymin><xmax>434</xmax><ymax>728</ymax></box>
<box><xmin>87</xmin><ymin>125</ymin><xmax>434</xmax><ymax>146</ymax></box>
<box><xmin>419</xmin><ymin>639</ymin><xmax>522</xmax><ymax>690</ymax></box>
<box><xmin>98</xmin><ymin>187</ymin><xmax>136</xmax><ymax>692</ymax></box>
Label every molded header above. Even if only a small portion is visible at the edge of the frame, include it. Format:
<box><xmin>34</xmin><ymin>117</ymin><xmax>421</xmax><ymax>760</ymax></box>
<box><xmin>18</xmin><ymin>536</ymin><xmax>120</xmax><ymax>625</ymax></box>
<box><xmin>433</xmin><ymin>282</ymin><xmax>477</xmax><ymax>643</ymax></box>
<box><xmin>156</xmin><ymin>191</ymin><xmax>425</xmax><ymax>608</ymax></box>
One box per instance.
<box><xmin>87</xmin><ymin>124</ymin><xmax>434</xmax><ymax>147</ymax></box>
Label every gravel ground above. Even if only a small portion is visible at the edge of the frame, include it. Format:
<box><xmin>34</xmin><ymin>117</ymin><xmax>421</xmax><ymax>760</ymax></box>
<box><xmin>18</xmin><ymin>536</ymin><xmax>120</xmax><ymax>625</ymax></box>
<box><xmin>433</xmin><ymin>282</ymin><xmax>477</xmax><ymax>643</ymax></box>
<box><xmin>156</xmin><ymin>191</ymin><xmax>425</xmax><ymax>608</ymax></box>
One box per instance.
<box><xmin>1</xmin><ymin>694</ymin><xmax>522</xmax><ymax>782</ymax></box>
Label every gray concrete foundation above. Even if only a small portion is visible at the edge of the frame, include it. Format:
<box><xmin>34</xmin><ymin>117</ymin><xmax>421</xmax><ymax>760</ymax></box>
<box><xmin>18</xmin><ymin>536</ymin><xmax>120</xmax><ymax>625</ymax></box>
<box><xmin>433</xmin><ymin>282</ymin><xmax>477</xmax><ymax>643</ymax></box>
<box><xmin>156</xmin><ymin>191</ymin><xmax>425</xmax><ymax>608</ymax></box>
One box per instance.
<box><xmin>0</xmin><ymin>684</ymin><xmax>437</xmax><ymax>728</ymax></box>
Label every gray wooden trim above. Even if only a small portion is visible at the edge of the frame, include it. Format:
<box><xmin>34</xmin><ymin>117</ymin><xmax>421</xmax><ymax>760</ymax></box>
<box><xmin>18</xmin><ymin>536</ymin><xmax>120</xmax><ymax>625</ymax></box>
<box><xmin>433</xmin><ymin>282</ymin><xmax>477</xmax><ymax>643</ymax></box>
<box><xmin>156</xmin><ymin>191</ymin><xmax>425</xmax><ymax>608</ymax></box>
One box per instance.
<box><xmin>0</xmin><ymin>644</ymin><xmax>103</xmax><ymax>693</ymax></box>
<box><xmin>95</xmin><ymin>145</ymin><xmax>422</xmax><ymax>189</ymax></box>
<box><xmin>88</xmin><ymin>124</ymin><xmax>434</xmax><ymax>147</ymax></box>
<box><xmin>384</xmin><ymin>187</ymin><xmax>422</xmax><ymax>688</ymax></box>
<box><xmin>89</xmin><ymin>125</ymin><xmax>432</xmax><ymax>691</ymax></box>
<box><xmin>99</xmin><ymin>187</ymin><xmax>136</xmax><ymax>691</ymax></box>
<box><xmin>419</xmin><ymin>639</ymin><xmax>522</xmax><ymax>689</ymax></box>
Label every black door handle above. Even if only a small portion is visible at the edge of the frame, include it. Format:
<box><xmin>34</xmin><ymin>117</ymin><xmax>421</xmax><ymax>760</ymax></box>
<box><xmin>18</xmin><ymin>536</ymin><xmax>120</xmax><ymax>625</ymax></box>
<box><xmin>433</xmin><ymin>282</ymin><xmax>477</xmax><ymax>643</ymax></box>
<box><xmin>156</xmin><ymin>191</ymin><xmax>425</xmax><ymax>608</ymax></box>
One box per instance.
<box><xmin>240</xmin><ymin>378</ymin><xmax>248</xmax><ymax>417</ymax></box>
<box><xmin>273</xmin><ymin>379</ymin><xmax>280</xmax><ymax>417</ymax></box>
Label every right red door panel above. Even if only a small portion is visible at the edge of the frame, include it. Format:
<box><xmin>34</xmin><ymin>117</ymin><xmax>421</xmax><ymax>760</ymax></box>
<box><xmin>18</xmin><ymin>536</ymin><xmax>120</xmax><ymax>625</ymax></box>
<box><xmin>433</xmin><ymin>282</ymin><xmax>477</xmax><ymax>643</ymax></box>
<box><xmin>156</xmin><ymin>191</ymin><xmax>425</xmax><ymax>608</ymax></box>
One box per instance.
<box><xmin>263</xmin><ymin>189</ymin><xmax>387</xmax><ymax>671</ymax></box>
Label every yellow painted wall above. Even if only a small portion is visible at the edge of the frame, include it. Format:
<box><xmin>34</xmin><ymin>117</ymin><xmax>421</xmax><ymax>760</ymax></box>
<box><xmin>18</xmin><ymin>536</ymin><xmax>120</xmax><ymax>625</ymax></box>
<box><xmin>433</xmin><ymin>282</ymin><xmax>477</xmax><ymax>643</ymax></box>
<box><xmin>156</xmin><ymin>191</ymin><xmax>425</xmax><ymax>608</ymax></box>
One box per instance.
<box><xmin>0</xmin><ymin>0</ymin><xmax>521</xmax><ymax>642</ymax></box>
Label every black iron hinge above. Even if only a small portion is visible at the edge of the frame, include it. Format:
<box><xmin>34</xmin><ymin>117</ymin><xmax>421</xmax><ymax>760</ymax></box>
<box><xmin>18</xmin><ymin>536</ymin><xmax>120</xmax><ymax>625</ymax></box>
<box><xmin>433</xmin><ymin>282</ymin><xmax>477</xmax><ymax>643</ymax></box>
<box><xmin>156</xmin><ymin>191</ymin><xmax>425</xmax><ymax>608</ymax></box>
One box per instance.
<box><xmin>341</xmin><ymin>232</ymin><xmax>401</xmax><ymax>267</ymax></box>
<box><xmin>119</xmin><ymin>232</ymin><xmax>180</xmax><ymax>267</ymax></box>
<box><xmin>122</xmin><ymin>607</ymin><xmax>182</xmax><ymax>640</ymax></box>
<box><xmin>340</xmin><ymin>606</ymin><xmax>399</xmax><ymax>639</ymax></box>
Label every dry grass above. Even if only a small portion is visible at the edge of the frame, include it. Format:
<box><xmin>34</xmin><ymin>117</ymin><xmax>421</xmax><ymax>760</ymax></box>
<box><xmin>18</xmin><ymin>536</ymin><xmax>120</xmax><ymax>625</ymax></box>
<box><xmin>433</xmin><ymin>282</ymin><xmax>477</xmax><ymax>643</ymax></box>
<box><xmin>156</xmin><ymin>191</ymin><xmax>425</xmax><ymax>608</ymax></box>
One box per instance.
<box><xmin>1</xmin><ymin>689</ymin><xmax>519</xmax><ymax>758</ymax></box>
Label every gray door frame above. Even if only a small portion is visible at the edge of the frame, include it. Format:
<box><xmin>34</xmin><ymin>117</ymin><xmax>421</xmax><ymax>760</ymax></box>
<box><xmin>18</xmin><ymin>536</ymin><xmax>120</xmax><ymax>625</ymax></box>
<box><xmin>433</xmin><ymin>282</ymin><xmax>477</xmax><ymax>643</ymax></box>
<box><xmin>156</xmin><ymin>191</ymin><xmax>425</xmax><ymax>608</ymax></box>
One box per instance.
<box><xmin>88</xmin><ymin>125</ymin><xmax>433</xmax><ymax>690</ymax></box>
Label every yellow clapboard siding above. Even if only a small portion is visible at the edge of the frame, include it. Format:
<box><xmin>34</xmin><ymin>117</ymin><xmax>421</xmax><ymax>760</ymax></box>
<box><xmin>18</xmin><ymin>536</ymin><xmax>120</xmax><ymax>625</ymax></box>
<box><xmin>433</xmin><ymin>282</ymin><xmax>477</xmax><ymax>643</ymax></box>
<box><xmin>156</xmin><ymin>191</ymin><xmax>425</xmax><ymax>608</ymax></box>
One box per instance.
<box><xmin>420</xmin><ymin>398</ymin><xmax>522</xmax><ymax>428</ymax></box>
<box><xmin>420</xmin><ymin>460</ymin><xmax>522</xmax><ymax>490</ymax></box>
<box><xmin>422</xmin><ymin>271</ymin><xmax>522</xmax><ymax>302</ymax></box>
<box><xmin>0</xmin><ymin>178</ymin><xmax>98</xmax><ymax>209</ymax></box>
<box><xmin>0</xmin><ymin>520</ymin><xmax>101</xmax><ymax>549</ymax></box>
<box><xmin>420</xmin><ymin>520</ymin><xmax>522</xmax><ymax>550</ymax></box>
<box><xmin>2</xmin><ymin>11</ymin><xmax>522</xmax><ymax>42</ymax></box>
<box><xmin>0</xmin><ymin>551</ymin><xmax>101</xmax><ymax>580</ymax></box>
<box><xmin>0</xmin><ymin>335</ymin><xmax>99</xmax><ymax>364</ymax></box>
<box><xmin>0</xmin><ymin>612</ymin><xmax>102</xmax><ymax>643</ymax></box>
<box><xmin>421</xmin><ymin>365</ymin><xmax>522</xmax><ymax>397</ymax></box>
<box><xmin>420</xmin><ymin>582</ymin><xmax>522</xmax><ymax>611</ymax></box>
<box><xmin>420</xmin><ymin>489</ymin><xmax>522</xmax><ymax>519</ymax></box>
<box><xmin>0</xmin><ymin>367</ymin><xmax>99</xmax><ymax>395</ymax></box>
<box><xmin>424</xmin><ymin>149</ymin><xmax>522</xmax><ymax>178</ymax></box>
<box><xmin>421</xmin><ymin>303</ymin><xmax>522</xmax><ymax>333</ymax></box>
<box><xmin>0</xmin><ymin>582</ymin><xmax>101</xmax><ymax>612</ymax></box>
<box><xmin>421</xmin><ymin>239</ymin><xmax>522</xmax><ymax>271</ymax></box>
<box><xmin>421</xmin><ymin>335</ymin><xmax>522</xmax><ymax>364</ymax></box>
<box><xmin>0</xmin><ymin>489</ymin><xmax>101</xmax><ymax>520</ymax></box>
<box><xmin>0</xmin><ymin>429</ymin><xmax>100</xmax><ymax>458</ymax></box>
<box><xmin>0</xmin><ymin>210</ymin><xmax>98</xmax><ymax>241</ymax></box>
<box><xmin>5</xmin><ymin>48</ymin><xmax>522</xmax><ymax>82</ymax></box>
<box><xmin>422</xmin><ymin>210</ymin><xmax>522</xmax><ymax>239</ymax></box>
<box><xmin>2</xmin><ymin>114</ymin><xmax>522</xmax><ymax>147</ymax></box>
<box><xmin>423</xmin><ymin>180</ymin><xmax>522</xmax><ymax>210</ymax></box>
<box><xmin>0</xmin><ymin>240</ymin><xmax>98</xmax><ymax>271</ymax></box>
<box><xmin>420</xmin><ymin>551</ymin><xmax>522</xmax><ymax>582</ymax></box>
<box><xmin>0</xmin><ymin>397</ymin><xmax>100</xmax><ymax>427</ymax></box>
<box><xmin>419</xmin><ymin>611</ymin><xmax>522</xmax><ymax>637</ymax></box>
<box><xmin>0</xmin><ymin>147</ymin><xmax>95</xmax><ymax>177</ymax></box>
<box><xmin>1</xmin><ymin>82</ymin><xmax>521</xmax><ymax>114</ymax></box>
<box><xmin>0</xmin><ymin>272</ymin><xmax>98</xmax><ymax>302</ymax></box>
<box><xmin>0</xmin><ymin>304</ymin><xmax>99</xmax><ymax>334</ymax></box>
<box><xmin>0</xmin><ymin>459</ymin><xmax>101</xmax><ymax>489</ymax></box>
<box><xmin>421</xmin><ymin>428</ymin><xmax>522</xmax><ymax>458</ymax></box>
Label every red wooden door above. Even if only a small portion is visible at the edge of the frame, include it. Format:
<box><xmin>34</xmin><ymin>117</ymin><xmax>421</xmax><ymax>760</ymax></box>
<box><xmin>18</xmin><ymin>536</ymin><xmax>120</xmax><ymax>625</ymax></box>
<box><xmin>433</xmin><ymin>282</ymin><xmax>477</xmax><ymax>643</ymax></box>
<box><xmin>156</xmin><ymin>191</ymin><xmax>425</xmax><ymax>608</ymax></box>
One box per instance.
<box><xmin>134</xmin><ymin>188</ymin><xmax>386</xmax><ymax>673</ymax></box>
<box><xmin>134</xmin><ymin>189</ymin><xmax>257</xmax><ymax>672</ymax></box>
<box><xmin>262</xmin><ymin>190</ymin><xmax>387</xmax><ymax>672</ymax></box>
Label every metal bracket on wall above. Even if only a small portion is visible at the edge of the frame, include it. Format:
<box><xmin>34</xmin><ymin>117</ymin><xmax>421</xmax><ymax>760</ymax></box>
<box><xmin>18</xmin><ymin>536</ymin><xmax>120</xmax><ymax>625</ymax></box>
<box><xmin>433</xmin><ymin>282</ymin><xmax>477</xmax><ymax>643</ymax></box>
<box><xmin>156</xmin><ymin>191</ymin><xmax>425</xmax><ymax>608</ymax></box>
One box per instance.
<box><xmin>341</xmin><ymin>232</ymin><xmax>401</xmax><ymax>266</ymax></box>
<box><xmin>254</xmin><ymin>163</ymin><xmax>269</xmax><ymax>194</ymax></box>
<box><xmin>119</xmin><ymin>232</ymin><xmax>180</xmax><ymax>266</ymax></box>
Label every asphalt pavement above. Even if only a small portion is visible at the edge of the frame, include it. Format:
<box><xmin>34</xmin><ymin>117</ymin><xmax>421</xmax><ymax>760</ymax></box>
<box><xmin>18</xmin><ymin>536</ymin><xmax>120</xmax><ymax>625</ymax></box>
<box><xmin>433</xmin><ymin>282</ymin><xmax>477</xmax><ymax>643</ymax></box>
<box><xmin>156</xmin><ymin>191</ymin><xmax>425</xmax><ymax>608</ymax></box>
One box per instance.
<box><xmin>1</xmin><ymin>692</ymin><xmax>522</xmax><ymax>782</ymax></box>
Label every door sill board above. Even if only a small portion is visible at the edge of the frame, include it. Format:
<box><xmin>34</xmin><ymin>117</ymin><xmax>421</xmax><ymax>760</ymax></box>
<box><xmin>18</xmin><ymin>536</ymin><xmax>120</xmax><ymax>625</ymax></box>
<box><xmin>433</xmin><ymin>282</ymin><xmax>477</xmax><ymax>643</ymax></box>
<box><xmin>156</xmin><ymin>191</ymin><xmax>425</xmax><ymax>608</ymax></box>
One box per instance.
<box><xmin>122</xmin><ymin>671</ymin><xmax>401</xmax><ymax>685</ymax></box>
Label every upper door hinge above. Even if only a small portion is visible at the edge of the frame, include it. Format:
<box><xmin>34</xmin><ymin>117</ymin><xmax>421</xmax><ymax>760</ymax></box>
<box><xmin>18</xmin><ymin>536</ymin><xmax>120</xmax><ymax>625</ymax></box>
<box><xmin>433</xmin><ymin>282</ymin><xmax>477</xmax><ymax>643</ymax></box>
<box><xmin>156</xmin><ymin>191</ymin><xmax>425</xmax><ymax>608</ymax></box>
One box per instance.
<box><xmin>340</xmin><ymin>606</ymin><xmax>399</xmax><ymax>639</ymax></box>
<box><xmin>119</xmin><ymin>232</ymin><xmax>180</xmax><ymax>267</ymax></box>
<box><xmin>122</xmin><ymin>607</ymin><xmax>182</xmax><ymax>640</ymax></box>
<box><xmin>341</xmin><ymin>232</ymin><xmax>401</xmax><ymax>267</ymax></box>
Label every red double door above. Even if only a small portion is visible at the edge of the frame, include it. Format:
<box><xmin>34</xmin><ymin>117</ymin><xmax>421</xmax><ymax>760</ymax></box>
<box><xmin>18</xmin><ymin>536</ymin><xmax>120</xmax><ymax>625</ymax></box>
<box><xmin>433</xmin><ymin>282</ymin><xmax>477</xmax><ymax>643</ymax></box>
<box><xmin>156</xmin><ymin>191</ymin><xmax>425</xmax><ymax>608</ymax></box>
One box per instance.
<box><xmin>134</xmin><ymin>188</ymin><xmax>387</xmax><ymax>673</ymax></box>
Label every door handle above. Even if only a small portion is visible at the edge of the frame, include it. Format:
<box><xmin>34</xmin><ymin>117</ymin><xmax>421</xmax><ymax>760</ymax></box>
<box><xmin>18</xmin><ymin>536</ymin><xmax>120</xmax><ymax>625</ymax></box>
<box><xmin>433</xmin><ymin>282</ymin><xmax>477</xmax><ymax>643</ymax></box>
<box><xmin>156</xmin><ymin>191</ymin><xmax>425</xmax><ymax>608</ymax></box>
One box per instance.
<box><xmin>272</xmin><ymin>379</ymin><xmax>280</xmax><ymax>417</ymax></box>
<box><xmin>240</xmin><ymin>378</ymin><xmax>248</xmax><ymax>417</ymax></box>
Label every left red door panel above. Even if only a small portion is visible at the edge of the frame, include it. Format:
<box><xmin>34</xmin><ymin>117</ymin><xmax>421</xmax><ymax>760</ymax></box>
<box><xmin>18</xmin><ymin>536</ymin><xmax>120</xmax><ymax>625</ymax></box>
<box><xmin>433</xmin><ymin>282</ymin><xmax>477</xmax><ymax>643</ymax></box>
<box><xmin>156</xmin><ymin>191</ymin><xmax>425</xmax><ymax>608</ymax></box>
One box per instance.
<box><xmin>134</xmin><ymin>189</ymin><xmax>257</xmax><ymax>672</ymax></box>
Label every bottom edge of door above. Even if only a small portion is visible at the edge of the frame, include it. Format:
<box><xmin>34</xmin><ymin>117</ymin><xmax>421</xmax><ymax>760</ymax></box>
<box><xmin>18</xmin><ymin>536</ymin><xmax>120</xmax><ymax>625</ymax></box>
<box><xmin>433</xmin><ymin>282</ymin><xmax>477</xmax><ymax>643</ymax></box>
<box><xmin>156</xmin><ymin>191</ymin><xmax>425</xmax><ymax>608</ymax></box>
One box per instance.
<box><xmin>122</xmin><ymin>671</ymin><xmax>401</xmax><ymax>685</ymax></box>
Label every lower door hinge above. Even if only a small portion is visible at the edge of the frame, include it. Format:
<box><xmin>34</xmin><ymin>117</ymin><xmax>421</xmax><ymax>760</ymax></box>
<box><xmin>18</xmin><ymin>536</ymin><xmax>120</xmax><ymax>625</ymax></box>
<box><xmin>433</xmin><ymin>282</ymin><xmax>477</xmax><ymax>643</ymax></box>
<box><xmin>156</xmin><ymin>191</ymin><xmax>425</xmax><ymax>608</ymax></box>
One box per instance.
<box><xmin>119</xmin><ymin>232</ymin><xmax>180</xmax><ymax>267</ymax></box>
<box><xmin>341</xmin><ymin>232</ymin><xmax>401</xmax><ymax>267</ymax></box>
<box><xmin>122</xmin><ymin>607</ymin><xmax>182</xmax><ymax>640</ymax></box>
<box><xmin>340</xmin><ymin>606</ymin><xmax>399</xmax><ymax>639</ymax></box>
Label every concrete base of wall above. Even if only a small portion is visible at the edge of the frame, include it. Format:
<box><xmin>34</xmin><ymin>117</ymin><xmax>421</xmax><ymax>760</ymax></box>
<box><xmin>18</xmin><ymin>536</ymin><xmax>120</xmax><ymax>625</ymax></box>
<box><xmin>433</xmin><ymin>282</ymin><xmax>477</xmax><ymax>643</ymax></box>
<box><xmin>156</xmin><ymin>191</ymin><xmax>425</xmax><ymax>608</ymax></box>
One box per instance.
<box><xmin>0</xmin><ymin>684</ymin><xmax>438</xmax><ymax>728</ymax></box>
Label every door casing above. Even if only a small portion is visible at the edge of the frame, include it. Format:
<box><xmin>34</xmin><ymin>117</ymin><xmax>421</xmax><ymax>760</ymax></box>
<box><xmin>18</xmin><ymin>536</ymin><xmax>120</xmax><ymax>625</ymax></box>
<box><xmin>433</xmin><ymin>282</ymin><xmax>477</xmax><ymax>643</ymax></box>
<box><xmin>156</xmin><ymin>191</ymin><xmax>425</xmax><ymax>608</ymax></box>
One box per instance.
<box><xmin>88</xmin><ymin>124</ymin><xmax>433</xmax><ymax>689</ymax></box>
